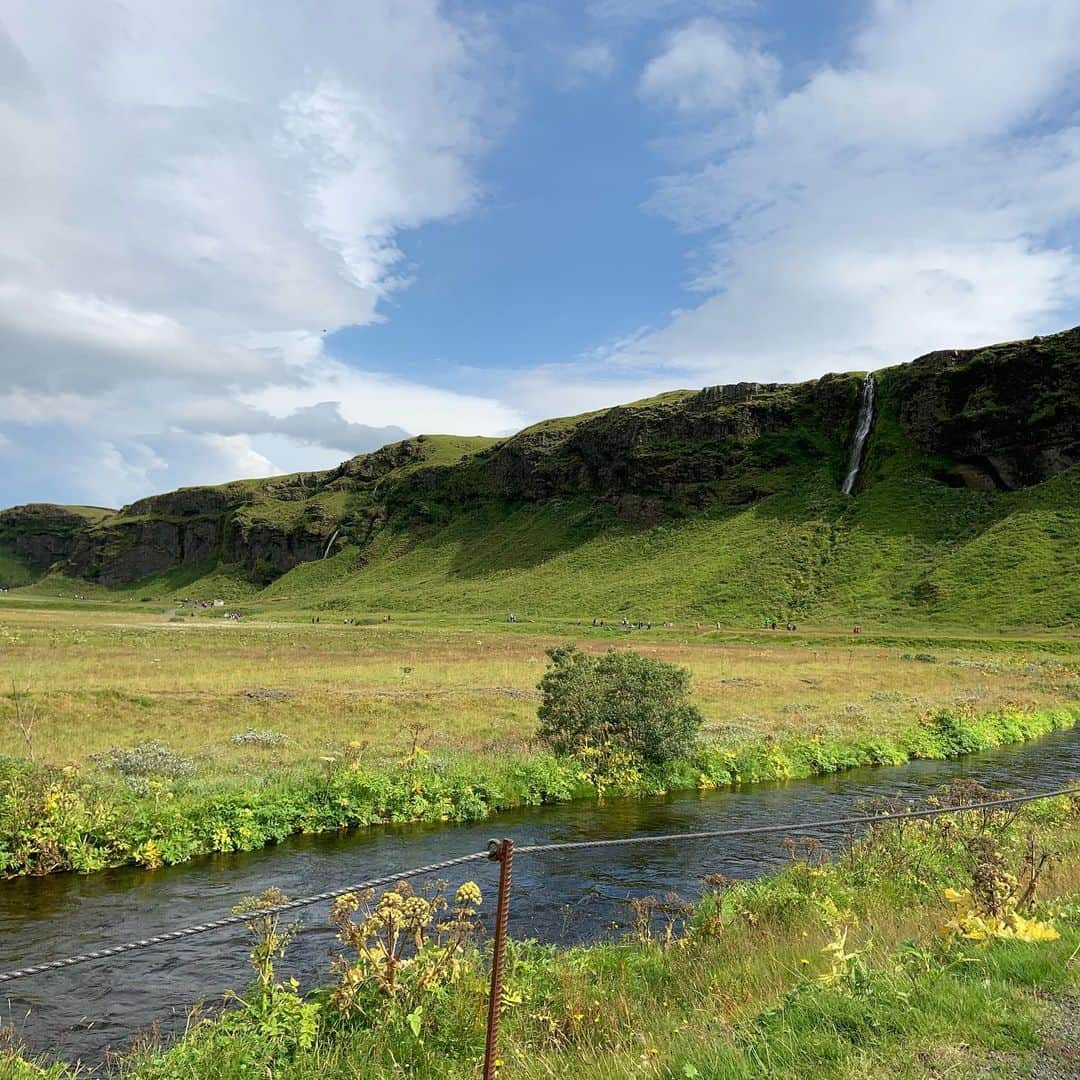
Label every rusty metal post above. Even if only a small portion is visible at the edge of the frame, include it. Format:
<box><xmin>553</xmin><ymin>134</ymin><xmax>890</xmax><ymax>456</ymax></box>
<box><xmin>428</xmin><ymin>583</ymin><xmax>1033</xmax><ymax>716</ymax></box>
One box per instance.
<box><xmin>482</xmin><ymin>838</ymin><xmax>513</xmax><ymax>1080</ymax></box>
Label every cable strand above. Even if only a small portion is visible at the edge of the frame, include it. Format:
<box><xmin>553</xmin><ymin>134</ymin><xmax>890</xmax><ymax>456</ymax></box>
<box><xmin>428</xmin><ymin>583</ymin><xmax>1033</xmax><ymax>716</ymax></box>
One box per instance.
<box><xmin>513</xmin><ymin>785</ymin><xmax>1080</xmax><ymax>855</ymax></box>
<box><xmin>1</xmin><ymin>783</ymin><xmax>1077</xmax><ymax>984</ymax></box>
<box><xmin>0</xmin><ymin>849</ymin><xmax>491</xmax><ymax>984</ymax></box>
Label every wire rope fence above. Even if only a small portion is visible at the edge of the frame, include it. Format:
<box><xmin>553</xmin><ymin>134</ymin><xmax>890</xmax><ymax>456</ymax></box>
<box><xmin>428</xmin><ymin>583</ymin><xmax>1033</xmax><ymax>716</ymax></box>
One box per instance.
<box><xmin>3</xmin><ymin>783</ymin><xmax>1079</xmax><ymax>1078</ymax></box>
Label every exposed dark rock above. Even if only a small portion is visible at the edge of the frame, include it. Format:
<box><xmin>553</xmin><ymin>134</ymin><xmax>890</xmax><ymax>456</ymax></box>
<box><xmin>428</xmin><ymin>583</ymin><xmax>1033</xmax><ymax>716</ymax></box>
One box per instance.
<box><xmin>473</xmin><ymin>376</ymin><xmax>852</xmax><ymax>505</ymax></box>
<box><xmin>124</xmin><ymin>472</ymin><xmax>324</xmax><ymax>518</ymax></box>
<box><xmin>890</xmin><ymin>327</ymin><xmax>1080</xmax><ymax>489</ymax></box>
<box><xmin>695</xmin><ymin>381</ymin><xmax>777</xmax><ymax>405</ymax></box>
<box><xmin>67</xmin><ymin>519</ymin><xmax>192</xmax><ymax>583</ymax></box>
<box><xmin>0</xmin><ymin>504</ymin><xmax>113</xmax><ymax>573</ymax></box>
<box><xmin>227</xmin><ymin>518</ymin><xmax>327</xmax><ymax>579</ymax></box>
<box><xmin>332</xmin><ymin>436</ymin><xmax>436</xmax><ymax>483</ymax></box>
<box><xmin>3</xmin><ymin>327</ymin><xmax>1078</xmax><ymax>591</ymax></box>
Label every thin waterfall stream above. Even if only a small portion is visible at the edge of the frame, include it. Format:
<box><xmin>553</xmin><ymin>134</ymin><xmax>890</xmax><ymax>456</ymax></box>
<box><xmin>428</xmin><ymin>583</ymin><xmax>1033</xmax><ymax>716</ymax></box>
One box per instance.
<box><xmin>841</xmin><ymin>373</ymin><xmax>876</xmax><ymax>495</ymax></box>
<box><xmin>321</xmin><ymin>527</ymin><xmax>341</xmax><ymax>559</ymax></box>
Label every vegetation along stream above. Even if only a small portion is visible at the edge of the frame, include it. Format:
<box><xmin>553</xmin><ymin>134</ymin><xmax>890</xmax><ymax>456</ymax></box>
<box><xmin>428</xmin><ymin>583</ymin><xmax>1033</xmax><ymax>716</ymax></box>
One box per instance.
<box><xmin>3</xmin><ymin>725</ymin><xmax>1079</xmax><ymax>1065</ymax></box>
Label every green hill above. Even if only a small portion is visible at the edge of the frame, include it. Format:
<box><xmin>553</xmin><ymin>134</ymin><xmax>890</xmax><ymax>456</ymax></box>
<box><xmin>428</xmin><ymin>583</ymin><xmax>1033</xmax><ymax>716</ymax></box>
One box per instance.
<box><xmin>3</xmin><ymin>328</ymin><xmax>1078</xmax><ymax>629</ymax></box>
<box><xmin>0</xmin><ymin>504</ymin><xmax>114</xmax><ymax>588</ymax></box>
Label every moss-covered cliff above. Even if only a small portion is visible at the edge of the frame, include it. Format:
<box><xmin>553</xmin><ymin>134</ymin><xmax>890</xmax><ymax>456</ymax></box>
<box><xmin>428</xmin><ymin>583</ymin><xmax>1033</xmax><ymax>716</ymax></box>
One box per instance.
<box><xmin>888</xmin><ymin>329</ymin><xmax>1080</xmax><ymax>489</ymax></box>
<box><xmin>0</xmin><ymin>504</ymin><xmax>113</xmax><ymax>585</ymax></box>
<box><xmin>3</xmin><ymin>327</ymin><xmax>1078</xmax><ymax>626</ymax></box>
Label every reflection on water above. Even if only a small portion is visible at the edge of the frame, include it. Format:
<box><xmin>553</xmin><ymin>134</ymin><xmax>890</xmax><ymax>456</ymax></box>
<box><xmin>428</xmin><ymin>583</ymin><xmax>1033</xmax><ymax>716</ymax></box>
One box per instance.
<box><xmin>3</xmin><ymin>726</ymin><xmax>1079</xmax><ymax>1062</ymax></box>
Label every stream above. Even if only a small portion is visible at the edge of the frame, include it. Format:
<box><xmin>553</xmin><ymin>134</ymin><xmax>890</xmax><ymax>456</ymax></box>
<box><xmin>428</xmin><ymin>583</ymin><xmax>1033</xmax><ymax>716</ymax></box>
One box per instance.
<box><xmin>3</xmin><ymin>725</ymin><xmax>1080</xmax><ymax>1064</ymax></box>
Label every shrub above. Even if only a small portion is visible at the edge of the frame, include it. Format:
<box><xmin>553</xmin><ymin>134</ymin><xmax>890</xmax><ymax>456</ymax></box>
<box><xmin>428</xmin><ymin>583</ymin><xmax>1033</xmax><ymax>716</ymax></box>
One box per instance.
<box><xmin>537</xmin><ymin>644</ymin><xmax>704</xmax><ymax>766</ymax></box>
<box><xmin>95</xmin><ymin>740</ymin><xmax>195</xmax><ymax>779</ymax></box>
<box><xmin>230</xmin><ymin>729</ymin><xmax>291</xmax><ymax>747</ymax></box>
<box><xmin>329</xmin><ymin>878</ymin><xmax>484</xmax><ymax>1018</ymax></box>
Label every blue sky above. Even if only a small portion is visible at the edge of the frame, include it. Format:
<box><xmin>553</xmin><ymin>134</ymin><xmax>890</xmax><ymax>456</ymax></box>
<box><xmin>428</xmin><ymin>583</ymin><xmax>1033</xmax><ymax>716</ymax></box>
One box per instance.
<box><xmin>332</xmin><ymin>0</ymin><xmax>868</xmax><ymax>392</ymax></box>
<box><xmin>2</xmin><ymin>0</ymin><xmax>1079</xmax><ymax>506</ymax></box>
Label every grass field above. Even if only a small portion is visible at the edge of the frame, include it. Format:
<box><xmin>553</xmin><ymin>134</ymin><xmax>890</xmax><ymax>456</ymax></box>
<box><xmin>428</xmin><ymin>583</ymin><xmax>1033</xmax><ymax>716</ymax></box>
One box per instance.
<box><xmin>2</xmin><ymin>601</ymin><xmax>1078</xmax><ymax>774</ymax></box>
<box><xmin>0</xmin><ymin>596</ymin><xmax>1078</xmax><ymax>878</ymax></box>
<box><xmin>2</xmin><ymin>604</ymin><xmax>1080</xmax><ymax>1076</ymax></box>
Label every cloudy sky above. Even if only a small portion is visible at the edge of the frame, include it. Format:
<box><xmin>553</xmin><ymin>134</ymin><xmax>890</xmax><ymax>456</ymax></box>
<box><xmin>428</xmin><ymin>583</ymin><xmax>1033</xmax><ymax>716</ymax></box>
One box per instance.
<box><xmin>2</xmin><ymin>0</ymin><xmax>1079</xmax><ymax>507</ymax></box>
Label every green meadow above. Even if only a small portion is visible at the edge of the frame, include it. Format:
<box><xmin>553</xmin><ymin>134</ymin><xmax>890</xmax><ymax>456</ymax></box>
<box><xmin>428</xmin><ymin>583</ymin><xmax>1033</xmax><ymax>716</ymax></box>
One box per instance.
<box><xmin>1</xmin><ymin>599</ymin><xmax>1077</xmax><ymax>876</ymax></box>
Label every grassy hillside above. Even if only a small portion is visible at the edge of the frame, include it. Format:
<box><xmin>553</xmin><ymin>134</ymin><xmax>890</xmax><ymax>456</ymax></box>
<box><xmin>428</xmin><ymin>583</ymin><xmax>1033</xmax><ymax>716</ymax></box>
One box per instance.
<box><xmin>260</xmin><ymin>468</ymin><xmax>1079</xmax><ymax>630</ymax></box>
<box><xmin>4</xmin><ymin>330</ymin><xmax>1079</xmax><ymax>629</ymax></box>
<box><xmin>0</xmin><ymin>548</ymin><xmax>35</xmax><ymax>588</ymax></box>
<box><xmin>0</xmin><ymin>504</ymin><xmax>114</xmax><ymax>587</ymax></box>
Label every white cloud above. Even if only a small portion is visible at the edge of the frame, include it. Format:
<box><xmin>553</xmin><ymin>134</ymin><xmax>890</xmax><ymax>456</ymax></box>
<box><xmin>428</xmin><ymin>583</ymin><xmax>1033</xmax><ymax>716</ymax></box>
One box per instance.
<box><xmin>0</xmin><ymin>0</ymin><xmax>510</xmax><ymax>505</ymax></box>
<box><xmin>639</xmin><ymin>19</ymin><xmax>778</xmax><ymax>114</ymax></box>
<box><xmin>588</xmin><ymin>0</ymin><xmax>754</xmax><ymax>21</ymax></box>
<box><xmin>246</xmin><ymin>359</ymin><xmax>525</xmax><ymax>436</ymax></box>
<box><xmin>5</xmin><ymin>0</ymin><xmax>1079</xmax><ymax>510</ymax></box>
<box><xmin>564</xmin><ymin>42</ymin><xmax>616</xmax><ymax>85</ymax></box>
<box><xmin>614</xmin><ymin>0</ymin><xmax>1080</xmax><ymax>383</ymax></box>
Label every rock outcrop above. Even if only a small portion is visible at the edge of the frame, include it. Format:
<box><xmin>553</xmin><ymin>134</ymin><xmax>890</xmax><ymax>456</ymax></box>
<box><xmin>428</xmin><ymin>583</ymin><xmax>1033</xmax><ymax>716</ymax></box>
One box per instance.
<box><xmin>0</xmin><ymin>504</ymin><xmax>113</xmax><ymax>574</ymax></box>
<box><xmin>444</xmin><ymin>374</ymin><xmax>857</xmax><ymax>510</ymax></box>
<box><xmin>3</xmin><ymin>327</ymin><xmax>1078</xmax><ymax>589</ymax></box>
<box><xmin>891</xmin><ymin>327</ymin><xmax>1080</xmax><ymax>489</ymax></box>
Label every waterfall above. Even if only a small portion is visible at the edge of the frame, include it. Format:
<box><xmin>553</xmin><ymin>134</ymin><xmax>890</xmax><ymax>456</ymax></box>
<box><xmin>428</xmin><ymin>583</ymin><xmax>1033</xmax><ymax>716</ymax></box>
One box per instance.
<box><xmin>841</xmin><ymin>374</ymin><xmax>875</xmax><ymax>496</ymax></box>
<box><xmin>322</xmin><ymin>527</ymin><xmax>341</xmax><ymax>559</ymax></box>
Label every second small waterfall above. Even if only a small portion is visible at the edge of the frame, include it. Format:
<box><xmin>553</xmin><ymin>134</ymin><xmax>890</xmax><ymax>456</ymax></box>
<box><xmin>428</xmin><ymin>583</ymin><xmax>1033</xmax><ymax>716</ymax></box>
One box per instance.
<box><xmin>322</xmin><ymin>527</ymin><xmax>341</xmax><ymax>559</ymax></box>
<box><xmin>841</xmin><ymin>374</ymin><xmax>875</xmax><ymax>496</ymax></box>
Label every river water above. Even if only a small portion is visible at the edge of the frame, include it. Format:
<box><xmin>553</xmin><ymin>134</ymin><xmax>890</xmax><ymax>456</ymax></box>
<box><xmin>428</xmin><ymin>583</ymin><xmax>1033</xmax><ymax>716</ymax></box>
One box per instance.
<box><xmin>3</xmin><ymin>726</ymin><xmax>1079</xmax><ymax>1064</ymax></box>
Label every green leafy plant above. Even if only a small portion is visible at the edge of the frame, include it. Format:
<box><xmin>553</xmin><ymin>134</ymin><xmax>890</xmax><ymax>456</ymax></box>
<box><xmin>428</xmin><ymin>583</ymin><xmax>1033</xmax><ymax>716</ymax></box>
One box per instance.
<box><xmin>231</xmin><ymin>886</ymin><xmax>300</xmax><ymax>990</ymax></box>
<box><xmin>329</xmin><ymin>878</ymin><xmax>484</xmax><ymax>1020</ymax></box>
<box><xmin>225</xmin><ymin>888</ymin><xmax>320</xmax><ymax>1059</ymax></box>
<box><xmin>537</xmin><ymin>644</ymin><xmax>704</xmax><ymax>767</ymax></box>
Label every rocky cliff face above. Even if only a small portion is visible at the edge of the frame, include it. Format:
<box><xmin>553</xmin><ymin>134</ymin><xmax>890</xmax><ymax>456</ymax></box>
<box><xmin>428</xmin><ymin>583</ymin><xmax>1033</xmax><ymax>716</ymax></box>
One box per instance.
<box><xmin>65</xmin><ymin>517</ymin><xmax>220</xmax><ymax>583</ymax></box>
<box><xmin>389</xmin><ymin>373</ymin><xmax>859</xmax><ymax>518</ymax></box>
<box><xmin>888</xmin><ymin>328</ymin><xmax>1080</xmax><ymax>489</ymax></box>
<box><xmin>63</xmin><ymin>505</ymin><xmax>339</xmax><ymax>586</ymax></box>
<box><xmin>59</xmin><ymin>469</ymin><xmax>343</xmax><ymax>585</ymax></box>
<box><xmin>225</xmin><ymin>502</ymin><xmax>336</xmax><ymax>582</ymax></box>
<box><xmin>0</xmin><ymin>504</ymin><xmax>113</xmax><ymax>574</ymax></box>
<box><xmin>4</xmin><ymin>328</ymin><xmax>1078</xmax><ymax>589</ymax></box>
<box><xmin>51</xmin><ymin>438</ymin><xmax>451</xmax><ymax>585</ymax></box>
<box><xmin>331</xmin><ymin>436</ymin><xmax>436</xmax><ymax>483</ymax></box>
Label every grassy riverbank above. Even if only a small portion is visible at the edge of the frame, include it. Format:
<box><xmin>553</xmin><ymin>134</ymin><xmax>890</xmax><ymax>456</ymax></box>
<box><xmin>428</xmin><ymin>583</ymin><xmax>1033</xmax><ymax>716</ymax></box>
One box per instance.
<box><xmin>6</xmin><ymin>786</ymin><xmax>1080</xmax><ymax>1078</ymax></box>
<box><xmin>1</xmin><ymin>702</ymin><xmax>1077</xmax><ymax>876</ymax></box>
<box><xmin>1</xmin><ymin>606</ymin><xmax>1079</xmax><ymax>876</ymax></box>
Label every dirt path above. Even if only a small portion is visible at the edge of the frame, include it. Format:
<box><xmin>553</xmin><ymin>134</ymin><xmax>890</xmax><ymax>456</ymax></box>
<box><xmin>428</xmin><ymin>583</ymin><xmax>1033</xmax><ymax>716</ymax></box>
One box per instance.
<box><xmin>1032</xmin><ymin>995</ymin><xmax>1080</xmax><ymax>1080</ymax></box>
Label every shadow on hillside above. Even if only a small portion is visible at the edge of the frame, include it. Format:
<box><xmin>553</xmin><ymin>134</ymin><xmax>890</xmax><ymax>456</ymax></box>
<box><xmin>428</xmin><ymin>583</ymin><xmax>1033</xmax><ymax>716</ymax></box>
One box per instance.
<box><xmin>434</xmin><ymin>498</ymin><xmax>615</xmax><ymax>577</ymax></box>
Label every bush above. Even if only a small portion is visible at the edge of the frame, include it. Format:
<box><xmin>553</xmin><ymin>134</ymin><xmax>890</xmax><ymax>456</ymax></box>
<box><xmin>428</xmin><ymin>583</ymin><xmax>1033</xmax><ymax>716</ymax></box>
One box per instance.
<box><xmin>94</xmin><ymin>740</ymin><xmax>195</xmax><ymax>779</ymax></box>
<box><xmin>537</xmin><ymin>644</ymin><xmax>704</xmax><ymax>766</ymax></box>
<box><xmin>230</xmin><ymin>729</ymin><xmax>291</xmax><ymax>747</ymax></box>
